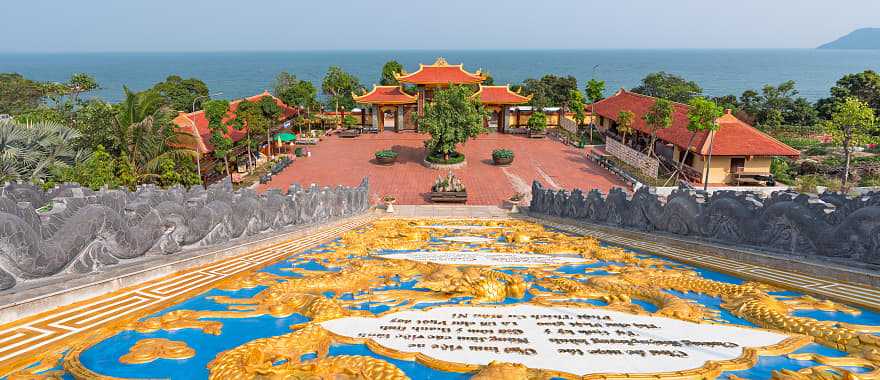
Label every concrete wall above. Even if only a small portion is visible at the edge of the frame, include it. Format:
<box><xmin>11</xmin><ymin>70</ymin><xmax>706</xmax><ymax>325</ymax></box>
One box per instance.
<box><xmin>529</xmin><ymin>181</ymin><xmax>880</xmax><ymax>268</ymax></box>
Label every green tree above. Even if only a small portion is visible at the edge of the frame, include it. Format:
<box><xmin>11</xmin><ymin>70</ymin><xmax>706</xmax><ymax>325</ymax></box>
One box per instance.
<box><xmin>72</xmin><ymin>99</ymin><xmax>116</xmax><ymax>152</ymax></box>
<box><xmin>258</xmin><ymin>96</ymin><xmax>282</xmax><ymax>156</ymax></box>
<box><xmin>0</xmin><ymin>119</ymin><xmax>88</xmax><ymax>183</ymax></box>
<box><xmin>680</xmin><ymin>97</ymin><xmax>723</xmax><ymax>187</ymax></box>
<box><xmin>322</xmin><ymin>66</ymin><xmax>364</xmax><ymax>123</ymax></box>
<box><xmin>522</xmin><ymin>75</ymin><xmax>578</xmax><ymax>109</ymax></box>
<box><xmin>66</xmin><ymin>73</ymin><xmax>99</xmax><ymax>107</ymax></box>
<box><xmin>0</xmin><ymin>73</ymin><xmax>49</xmax><ymax>115</ymax></box>
<box><xmin>204</xmin><ymin>99</ymin><xmax>234</xmax><ymax>178</ymax></box>
<box><xmin>642</xmin><ymin>98</ymin><xmax>674</xmax><ymax>158</ymax></box>
<box><xmin>274</xmin><ymin>72</ymin><xmax>319</xmax><ymax>111</ymax></box>
<box><xmin>817</xmin><ymin>70</ymin><xmax>880</xmax><ymax>119</ymax></box>
<box><xmin>60</xmin><ymin>144</ymin><xmax>118</xmax><ymax>190</ymax></box>
<box><xmin>232</xmin><ymin>99</ymin><xmax>262</xmax><ymax>168</ymax></box>
<box><xmin>527</xmin><ymin>111</ymin><xmax>548</xmax><ymax>133</ymax></box>
<box><xmin>585</xmin><ymin>78</ymin><xmax>606</xmax><ymax>104</ymax></box>
<box><xmin>111</xmin><ymin>86</ymin><xmax>196</xmax><ymax>185</ymax></box>
<box><xmin>825</xmin><ymin>97</ymin><xmax>877</xmax><ymax>188</ymax></box>
<box><xmin>414</xmin><ymin>85</ymin><xmax>486</xmax><ymax>160</ymax></box>
<box><xmin>147</xmin><ymin>75</ymin><xmax>210</xmax><ymax>112</ymax></box>
<box><xmin>379</xmin><ymin>60</ymin><xmax>404</xmax><ymax>86</ymax></box>
<box><xmin>632</xmin><ymin>72</ymin><xmax>702</xmax><ymax>103</ymax></box>
<box><xmin>616</xmin><ymin>110</ymin><xmax>635</xmax><ymax>145</ymax></box>
<box><xmin>568</xmin><ymin>90</ymin><xmax>586</xmax><ymax>124</ymax></box>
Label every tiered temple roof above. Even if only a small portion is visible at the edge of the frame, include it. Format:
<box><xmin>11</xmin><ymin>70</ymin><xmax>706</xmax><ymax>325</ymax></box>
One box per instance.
<box><xmin>593</xmin><ymin>89</ymin><xmax>799</xmax><ymax>157</ymax></box>
<box><xmin>353</xmin><ymin>85</ymin><xmax>418</xmax><ymax>105</ymax></box>
<box><xmin>472</xmin><ymin>85</ymin><xmax>532</xmax><ymax>105</ymax></box>
<box><xmin>396</xmin><ymin>57</ymin><xmax>485</xmax><ymax>85</ymax></box>
<box><xmin>172</xmin><ymin>91</ymin><xmax>298</xmax><ymax>154</ymax></box>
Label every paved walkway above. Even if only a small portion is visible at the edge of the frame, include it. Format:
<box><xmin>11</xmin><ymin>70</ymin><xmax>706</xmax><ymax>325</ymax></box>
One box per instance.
<box><xmin>259</xmin><ymin>132</ymin><xmax>626</xmax><ymax>205</ymax></box>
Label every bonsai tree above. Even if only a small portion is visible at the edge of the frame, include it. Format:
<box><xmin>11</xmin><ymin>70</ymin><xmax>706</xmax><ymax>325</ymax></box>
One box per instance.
<box><xmin>617</xmin><ymin>110</ymin><xmax>635</xmax><ymax>145</ymax></box>
<box><xmin>414</xmin><ymin>85</ymin><xmax>486</xmax><ymax>161</ymax></box>
<box><xmin>527</xmin><ymin>111</ymin><xmax>547</xmax><ymax>133</ymax></box>
<box><xmin>825</xmin><ymin>97</ymin><xmax>877</xmax><ymax>188</ymax></box>
<box><xmin>642</xmin><ymin>98</ymin><xmax>674</xmax><ymax>158</ymax></box>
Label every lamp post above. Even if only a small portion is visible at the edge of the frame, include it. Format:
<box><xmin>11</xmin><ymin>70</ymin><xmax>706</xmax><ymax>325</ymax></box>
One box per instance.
<box><xmin>191</xmin><ymin>92</ymin><xmax>223</xmax><ymax>188</ymax></box>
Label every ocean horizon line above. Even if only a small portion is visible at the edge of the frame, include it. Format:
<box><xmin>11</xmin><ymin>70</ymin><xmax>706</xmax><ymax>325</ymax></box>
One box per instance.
<box><xmin>0</xmin><ymin>47</ymin><xmax>847</xmax><ymax>55</ymax></box>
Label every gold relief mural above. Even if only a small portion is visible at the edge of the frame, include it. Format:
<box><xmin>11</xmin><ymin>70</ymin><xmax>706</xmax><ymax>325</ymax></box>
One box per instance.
<box><xmin>118</xmin><ymin>338</ymin><xmax>195</xmax><ymax>365</ymax></box>
<box><xmin>48</xmin><ymin>219</ymin><xmax>880</xmax><ymax>379</ymax></box>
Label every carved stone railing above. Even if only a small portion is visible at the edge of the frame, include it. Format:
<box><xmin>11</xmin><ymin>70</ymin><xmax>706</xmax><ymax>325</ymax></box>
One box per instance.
<box><xmin>0</xmin><ymin>179</ymin><xmax>370</xmax><ymax>291</ymax></box>
<box><xmin>529</xmin><ymin>181</ymin><xmax>880</xmax><ymax>267</ymax></box>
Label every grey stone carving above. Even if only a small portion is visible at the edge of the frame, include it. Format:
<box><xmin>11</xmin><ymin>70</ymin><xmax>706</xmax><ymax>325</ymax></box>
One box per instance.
<box><xmin>530</xmin><ymin>181</ymin><xmax>880</xmax><ymax>266</ymax></box>
<box><xmin>0</xmin><ymin>179</ymin><xmax>370</xmax><ymax>291</ymax></box>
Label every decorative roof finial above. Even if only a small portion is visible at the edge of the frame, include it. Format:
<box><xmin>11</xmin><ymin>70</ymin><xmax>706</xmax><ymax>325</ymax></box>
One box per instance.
<box><xmin>433</xmin><ymin>57</ymin><xmax>449</xmax><ymax>66</ymax></box>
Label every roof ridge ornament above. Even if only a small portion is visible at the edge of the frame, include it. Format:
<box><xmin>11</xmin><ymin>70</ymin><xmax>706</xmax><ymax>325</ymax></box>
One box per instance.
<box><xmin>433</xmin><ymin>57</ymin><xmax>449</xmax><ymax>66</ymax></box>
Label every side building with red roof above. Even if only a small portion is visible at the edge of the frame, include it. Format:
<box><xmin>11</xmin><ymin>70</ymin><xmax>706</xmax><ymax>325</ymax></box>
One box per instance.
<box><xmin>592</xmin><ymin>89</ymin><xmax>799</xmax><ymax>185</ymax></box>
<box><xmin>172</xmin><ymin>91</ymin><xmax>298</xmax><ymax>184</ymax></box>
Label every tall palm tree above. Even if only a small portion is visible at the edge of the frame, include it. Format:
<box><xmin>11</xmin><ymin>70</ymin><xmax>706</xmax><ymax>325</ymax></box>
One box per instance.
<box><xmin>0</xmin><ymin>119</ymin><xmax>88</xmax><ymax>183</ymax></box>
<box><xmin>111</xmin><ymin>86</ymin><xmax>198</xmax><ymax>184</ymax></box>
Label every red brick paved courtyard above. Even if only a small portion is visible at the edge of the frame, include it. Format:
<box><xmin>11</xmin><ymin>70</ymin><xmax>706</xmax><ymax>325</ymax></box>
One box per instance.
<box><xmin>258</xmin><ymin>132</ymin><xmax>627</xmax><ymax>205</ymax></box>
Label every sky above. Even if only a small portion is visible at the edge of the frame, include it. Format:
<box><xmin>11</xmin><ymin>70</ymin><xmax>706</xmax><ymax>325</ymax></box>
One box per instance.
<box><xmin>1</xmin><ymin>0</ymin><xmax>878</xmax><ymax>52</ymax></box>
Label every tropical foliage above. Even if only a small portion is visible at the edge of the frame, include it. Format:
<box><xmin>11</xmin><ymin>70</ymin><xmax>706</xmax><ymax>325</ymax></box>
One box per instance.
<box><xmin>0</xmin><ymin>120</ymin><xmax>88</xmax><ymax>183</ymax></box>
<box><xmin>322</xmin><ymin>66</ymin><xmax>364</xmax><ymax>117</ymax></box>
<box><xmin>632</xmin><ymin>71</ymin><xmax>702</xmax><ymax>103</ymax></box>
<box><xmin>643</xmin><ymin>98</ymin><xmax>674</xmax><ymax>157</ymax></box>
<box><xmin>379</xmin><ymin>60</ymin><xmax>404</xmax><ymax>86</ymax></box>
<box><xmin>616</xmin><ymin>110</ymin><xmax>635</xmax><ymax>144</ymax></box>
<box><xmin>527</xmin><ymin>111</ymin><xmax>547</xmax><ymax>133</ymax></box>
<box><xmin>824</xmin><ymin>97</ymin><xmax>877</xmax><ymax>187</ymax></box>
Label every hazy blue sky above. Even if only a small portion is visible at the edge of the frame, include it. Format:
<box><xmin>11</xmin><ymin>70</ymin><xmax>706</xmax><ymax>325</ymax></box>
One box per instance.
<box><xmin>2</xmin><ymin>0</ymin><xmax>878</xmax><ymax>52</ymax></box>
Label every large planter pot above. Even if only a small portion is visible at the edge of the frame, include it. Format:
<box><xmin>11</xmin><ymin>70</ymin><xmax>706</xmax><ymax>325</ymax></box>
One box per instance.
<box><xmin>429</xmin><ymin>191</ymin><xmax>467</xmax><ymax>203</ymax></box>
<box><xmin>376</xmin><ymin>156</ymin><xmax>397</xmax><ymax>165</ymax></box>
<box><xmin>493</xmin><ymin>156</ymin><xmax>514</xmax><ymax>166</ymax></box>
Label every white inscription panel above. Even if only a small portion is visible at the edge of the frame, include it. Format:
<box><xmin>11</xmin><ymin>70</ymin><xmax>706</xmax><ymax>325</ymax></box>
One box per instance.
<box><xmin>440</xmin><ymin>236</ymin><xmax>494</xmax><ymax>243</ymax></box>
<box><xmin>380</xmin><ymin>251</ymin><xmax>586</xmax><ymax>266</ymax></box>
<box><xmin>321</xmin><ymin>305</ymin><xmax>789</xmax><ymax>375</ymax></box>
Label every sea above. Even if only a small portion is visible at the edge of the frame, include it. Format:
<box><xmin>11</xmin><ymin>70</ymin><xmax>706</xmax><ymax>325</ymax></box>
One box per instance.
<box><xmin>2</xmin><ymin>49</ymin><xmax>879</xmax><ymax>103</ymax></box>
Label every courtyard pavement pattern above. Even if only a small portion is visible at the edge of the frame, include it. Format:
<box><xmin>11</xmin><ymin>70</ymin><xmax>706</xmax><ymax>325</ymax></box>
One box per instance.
<box><xmin>2</xmin><ymin>208</ymin><xmax>879</xmax><ymax>375</ymax></box>
<box><xmin>258</xmin><ymin>132</ymin><xmax>626</xmax><ymax>205</ymax></box>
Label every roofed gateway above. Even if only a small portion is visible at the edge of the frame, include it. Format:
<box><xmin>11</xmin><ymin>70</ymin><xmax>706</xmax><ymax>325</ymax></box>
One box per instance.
<box><xmin>353</xmin><ymin>57</ymin><xmax>530</xmax><ymax>132</ymax></box>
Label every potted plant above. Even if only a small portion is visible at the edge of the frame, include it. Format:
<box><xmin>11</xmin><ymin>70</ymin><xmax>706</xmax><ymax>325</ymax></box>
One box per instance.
<box><xmin>429</xmin><ymin>171</ymin><xmax>467</xmax><ymax>203</ymax></box>
<box><xmin>294</xmin><ymin>147</ymin><xmax>306</xmax><ymax>157</ymax></box>
<box><xmin>382</xmin><ymin>195</ymin><xmax>396</xmax><ymax>213</ymax></box>
<box><xmin>492</xmin><ymin>149</ymin><xmax>514</xmax><ymax>165</ymax></box>
<box><xmin>375</xmin><ymin>150</ymin><xmax>399</xmax><ymax>165</ymax></box>
<box><xmin>505</xmin><ymin>192</ymin><xmax>526</xmax><ymax>213</ymax></box>
<box><xmin>527</xmin><ymin>111</ymin><xmax>547</xmax><ymax>138</ymax></box>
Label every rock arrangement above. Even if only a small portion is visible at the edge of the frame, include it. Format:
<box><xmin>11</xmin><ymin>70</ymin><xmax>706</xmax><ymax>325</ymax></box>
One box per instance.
<box><xmin>0</xmin><ymin>179</ymin><xmax>370</xmax><ymax>291</ymax></box>
<box><xmin>529</xmin><ymin>181</ymin><xmax>880</xmax><ymax>266</ymax></box>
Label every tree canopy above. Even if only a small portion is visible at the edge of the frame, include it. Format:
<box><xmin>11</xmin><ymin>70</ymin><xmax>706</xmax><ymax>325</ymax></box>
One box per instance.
<box><xmin>521</xmin><ymin>75</ymin><xmax>578</xmax><ymax>109</ymax></box>
<box><xmin>379</xmin><ymin>60</ymin><xmax>404</xmax><ymax>86</ymax></box>
<box><xmin>643</xmin><ymin>98</ymin><xmax>674</xmax><ymax>157</ymax></box>
<box><xmin>414</xmin><ymin>85</ymin><xmax>486</xmax><ymax>159</ymax></box>
<box><xmin>825</xmin><ymin>97</ymin><xmax>877</xmax><ymax>187</ymax></box>
<box><xmin>617</xmin><ymin>110</ymin><xmax>635</xmax><ymax>144</ymax></box>
<box><xmin>585</xmin><ymin>79</ymin><xmax>606</xmax><ymax>104</ymax></box>
<box><xmin>632</xmin><ymin>72</ymin><xmax>702</xmax><ymax>103</ymax></box>
<box><xmin>322</xmin><ymin>66</ymin><xmax>364</xmax><ymax>113</ymax></box>
<box><xmin>274</xmin><ymin>72</ymin><xmax>319</xmax><ymax>112</ymax></box>
<box><xmin>146</xmin><ymin>75</ymin><xmax>210</xmax><ymax>112</ymax></box>
<box><xmin>817</xmin><ymin>70</ymin><xmax>880</xmax><ymax>119</ymax></box>
<box><xmin>0</xmin><ymin>73</ymin><xmax>54</xmax><ymax>115</ymax></box>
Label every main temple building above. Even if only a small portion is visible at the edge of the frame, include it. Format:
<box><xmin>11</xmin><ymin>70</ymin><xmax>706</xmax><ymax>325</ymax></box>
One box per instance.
<box><xmin>353</xmin><ymin>57</ymin><xmax>532</xmax><ymax>132</ymax></box>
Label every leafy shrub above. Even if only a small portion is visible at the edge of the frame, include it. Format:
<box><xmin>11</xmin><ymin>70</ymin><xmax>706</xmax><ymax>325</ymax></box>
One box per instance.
<box><xmin>778</xmin><ymin>136</ymin><xmax>821</xmax><ymax>150</ymax></box>
<box><xmin>770</xmin><ymin>157</ymin><xmax>794</xmax><ymax>184</ymax></box>
<box><xmin>527</xmin><ymin>112</ymin><xmax>547</xmax><ymax>132</ymax></box>
<box><xmin>492</xmin><ymin>149</ymin><xmax>514</xmax><ymax>160</ymax></box>
<box><xmin>803</xmin><ymin>146</ymin><xmax>828</xmax><ymax>156</ymax></box>
<box><xmin>294</xmin><ymin>147</ymin><xmax>305</xmax><ymax>156</ymax></box>
<box><xmin>426</xmin><ymin>151</ymin><xmax>465</xmax><ymax>165</ymax></box>
<box><xmin>375</xmin><ymin>150</ymin><xmax>398</xmax><ymax>159</ymax></box>
<box><xmin>794</xmin><ymin>174</ymin><xmax>842</xmax><ymax>193</ymax></box>
<box><xmin>860</xmin><ymin>175</ymin><xmax>880</xmax><ymax>187</ymax></box>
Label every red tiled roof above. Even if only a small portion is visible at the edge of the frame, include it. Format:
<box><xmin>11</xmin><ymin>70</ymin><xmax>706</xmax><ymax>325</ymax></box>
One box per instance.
<box><xmin>173</xmin><ymin>91</ymin><xmax>298</xmax><ymax>154</ymax></box>
<box><xmin>396</xmin><ymin>57</ymin><xmax>484</xmax><ymax>85</ymax></box>
<box><xmin>353</xmin><ymin>85</ymin><xmax>417</xmax><ymax>104</ymax></box>
<box><xmin>472</xmin><ymin>85</ymin><xmax>532</xmax><ymax>105</ymax></box>
<box><xmin>592</xmin><ymin>89</ymin><xmax>799</xmax><ymax>157</ymax></box>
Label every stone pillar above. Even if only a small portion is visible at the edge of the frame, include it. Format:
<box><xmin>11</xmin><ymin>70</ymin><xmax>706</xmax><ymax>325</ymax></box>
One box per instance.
<box><xmin>360</xmin><ymin>107</ymin><xmax>366</xmax><ymax>126</ymax></box>
<box><xmin>372</xmin><ymin>105</ymin><xmax>380</xmax><ymax>131</ymax></box>
<box><xmin>417</xmin><ymin>86</ymin><xmax>425</xmax><ymax>116</ymax></box>
<box><xmin>502</xmin><ymin>107</ymin><xmax>510</xmax><ymax>133</ymax></box>
<box><xmin>396</xmin><ymin>105</ymin><xmax>404</xmax><ymax>132</ymax></box>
